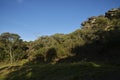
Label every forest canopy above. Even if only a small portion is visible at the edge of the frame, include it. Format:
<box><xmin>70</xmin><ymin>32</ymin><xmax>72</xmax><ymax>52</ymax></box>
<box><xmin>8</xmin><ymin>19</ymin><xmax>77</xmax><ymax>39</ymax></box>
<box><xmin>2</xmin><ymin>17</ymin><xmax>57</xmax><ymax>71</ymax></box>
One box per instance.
<box><xmin>0</xmin><ymin>8</ymin><xmax>120</xmax><ymax>64</ymax></box>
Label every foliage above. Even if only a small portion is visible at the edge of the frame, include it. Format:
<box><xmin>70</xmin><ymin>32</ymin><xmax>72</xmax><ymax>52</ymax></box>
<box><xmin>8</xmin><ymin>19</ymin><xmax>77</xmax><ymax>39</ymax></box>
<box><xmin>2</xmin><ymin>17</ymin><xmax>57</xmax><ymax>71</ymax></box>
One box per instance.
<box><xmin>0</xmin><ymin>8</ymin><xmax>120</xmax><ymax>64</ymax></box>
<box><xmin>0</xmin><ymin>32</ymin><xmax>28</xmax><ymax>63</ymax></box>
<box><xmin>0</xmin><ymin>8</ymin><xmax>120</xmax><ymax>80</ymax></box>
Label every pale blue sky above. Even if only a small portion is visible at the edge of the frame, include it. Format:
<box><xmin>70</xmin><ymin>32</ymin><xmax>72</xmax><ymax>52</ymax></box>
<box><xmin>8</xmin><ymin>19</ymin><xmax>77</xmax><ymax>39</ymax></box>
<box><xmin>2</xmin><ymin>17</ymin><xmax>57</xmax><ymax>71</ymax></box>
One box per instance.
<box><xmin>0</xmin><ymin>0</ymin><xmax>120</xmax><ymax>41</ymax></box>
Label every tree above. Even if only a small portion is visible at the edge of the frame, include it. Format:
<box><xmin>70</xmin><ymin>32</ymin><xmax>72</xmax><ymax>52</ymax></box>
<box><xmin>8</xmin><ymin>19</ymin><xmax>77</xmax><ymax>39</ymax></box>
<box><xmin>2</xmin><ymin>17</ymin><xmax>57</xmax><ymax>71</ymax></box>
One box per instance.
<box><xmin>0</xmin><ymin>32</ymin><xmax>26</xmax><ymax>64</ymax></box>
<box><xmin>46</xmin><ymin>48</ymin><xmax>57</xmax><ymax>63</ymax></box>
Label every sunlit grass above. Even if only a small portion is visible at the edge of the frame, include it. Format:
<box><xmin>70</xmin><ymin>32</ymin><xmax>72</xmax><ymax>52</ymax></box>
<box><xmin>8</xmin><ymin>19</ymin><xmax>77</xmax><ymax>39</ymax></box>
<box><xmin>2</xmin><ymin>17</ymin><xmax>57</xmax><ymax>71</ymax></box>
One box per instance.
<box><xmin>0</xmin><ymin>61</ymin><xmax>120</xmax><ymax>80</ymax></box>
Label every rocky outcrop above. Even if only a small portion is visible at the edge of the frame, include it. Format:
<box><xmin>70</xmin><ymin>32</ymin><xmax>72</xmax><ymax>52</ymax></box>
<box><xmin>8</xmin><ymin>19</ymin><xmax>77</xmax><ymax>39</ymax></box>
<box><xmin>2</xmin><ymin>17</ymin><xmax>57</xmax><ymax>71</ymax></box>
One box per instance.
<box><xmin>105</xmin><ymin>8</ymin><xmax>120</xmax><ymax>19</ymax></box>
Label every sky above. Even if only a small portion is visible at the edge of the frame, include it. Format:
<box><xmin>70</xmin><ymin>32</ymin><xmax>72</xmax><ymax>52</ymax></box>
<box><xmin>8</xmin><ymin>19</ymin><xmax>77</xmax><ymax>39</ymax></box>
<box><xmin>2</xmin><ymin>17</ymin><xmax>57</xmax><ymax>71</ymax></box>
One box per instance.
<box><xmin>0</xmin><ymin>0</ymin><xmax>120</xmax><ymax>41</ymax></box>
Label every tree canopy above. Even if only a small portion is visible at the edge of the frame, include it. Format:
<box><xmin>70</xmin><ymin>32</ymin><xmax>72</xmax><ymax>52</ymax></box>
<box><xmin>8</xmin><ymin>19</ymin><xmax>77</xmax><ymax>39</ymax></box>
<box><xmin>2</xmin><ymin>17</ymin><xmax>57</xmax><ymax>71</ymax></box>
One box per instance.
<box><xmin>0</xmin><ymin>8</ymin><xmax>120</xmax><ymax>64</ymax></box>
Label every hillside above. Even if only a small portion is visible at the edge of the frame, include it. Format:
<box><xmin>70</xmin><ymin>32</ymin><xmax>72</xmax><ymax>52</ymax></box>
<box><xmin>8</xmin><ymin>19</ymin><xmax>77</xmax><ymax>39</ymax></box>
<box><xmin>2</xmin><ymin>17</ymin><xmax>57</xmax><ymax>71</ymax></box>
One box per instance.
<box><xmin>0</xmin><ymin>8</ymin><xmax>120</xmax><ymax>80</ymax></box>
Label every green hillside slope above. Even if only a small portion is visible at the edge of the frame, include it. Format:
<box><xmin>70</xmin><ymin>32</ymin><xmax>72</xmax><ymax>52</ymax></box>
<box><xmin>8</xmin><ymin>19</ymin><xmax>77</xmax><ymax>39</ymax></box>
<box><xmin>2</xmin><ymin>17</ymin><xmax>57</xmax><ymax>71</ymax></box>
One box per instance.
<box><xmin>0</xmin><ymin>8</ymin><xmax>120</xmax><ymax>80</ymax></box>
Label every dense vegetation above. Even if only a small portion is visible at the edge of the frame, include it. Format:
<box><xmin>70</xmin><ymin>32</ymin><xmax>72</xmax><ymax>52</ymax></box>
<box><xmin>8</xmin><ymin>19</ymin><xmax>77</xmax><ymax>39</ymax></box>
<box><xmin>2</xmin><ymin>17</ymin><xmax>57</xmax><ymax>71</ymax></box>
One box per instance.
<box><xmin>0</xmin><ymin>8</ymin><xmax>120</xmax><ymax>80</ymax></box>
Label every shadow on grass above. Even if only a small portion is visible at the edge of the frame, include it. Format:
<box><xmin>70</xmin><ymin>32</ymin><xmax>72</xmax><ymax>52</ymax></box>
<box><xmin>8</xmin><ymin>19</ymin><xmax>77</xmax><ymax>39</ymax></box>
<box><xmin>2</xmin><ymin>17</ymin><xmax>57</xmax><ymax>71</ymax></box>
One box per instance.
<box><xmin>3</xmin><ymin>62</ymin><xmax>120</xmax><ymax>80</ymax></box>
<box><xmin>3</xmin><ymin>29</ymin><xmax>120</xmax><ymax>80</ymax></box>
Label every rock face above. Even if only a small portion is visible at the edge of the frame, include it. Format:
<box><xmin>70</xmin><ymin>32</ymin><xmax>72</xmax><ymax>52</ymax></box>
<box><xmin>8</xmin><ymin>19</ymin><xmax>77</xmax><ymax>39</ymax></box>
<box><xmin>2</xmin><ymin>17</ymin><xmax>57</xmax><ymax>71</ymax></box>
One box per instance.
<box><xmin>81</xmin><ymin>8</ymin><xmax>120</xmax><ymax>30</ymax></box>
<box><xmin>105</xmin><ymin>8</ymin><xmax>120</xmax><ymax>19</ymax></box>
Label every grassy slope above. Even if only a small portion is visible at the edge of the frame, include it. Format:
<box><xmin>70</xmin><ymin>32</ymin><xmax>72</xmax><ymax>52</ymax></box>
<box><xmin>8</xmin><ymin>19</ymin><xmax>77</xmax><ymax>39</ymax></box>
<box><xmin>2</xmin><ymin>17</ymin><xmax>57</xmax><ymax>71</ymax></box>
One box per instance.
<box><xmin>0</xmin><ymin>62</ymin><xmax>120</xmax><ymax>80</ymax></box>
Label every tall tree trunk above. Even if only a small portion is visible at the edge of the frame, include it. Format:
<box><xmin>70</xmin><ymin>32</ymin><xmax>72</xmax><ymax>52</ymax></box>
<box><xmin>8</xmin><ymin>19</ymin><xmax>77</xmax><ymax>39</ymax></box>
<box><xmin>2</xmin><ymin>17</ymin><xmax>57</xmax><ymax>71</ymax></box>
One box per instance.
<box><xmin>9</xmin><ymin>46</ymin><xmax>13</xmax><ymax>64</ymax></box>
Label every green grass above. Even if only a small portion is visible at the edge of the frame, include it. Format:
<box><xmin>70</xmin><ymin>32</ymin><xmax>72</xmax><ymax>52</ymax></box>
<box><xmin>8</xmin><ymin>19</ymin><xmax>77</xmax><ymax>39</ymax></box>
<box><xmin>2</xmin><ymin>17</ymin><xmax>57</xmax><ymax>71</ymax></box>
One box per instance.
<box><xmin>0</xmin><ymin>62</ymin><xmax>120</xmax><ymax>80</ymax></box>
